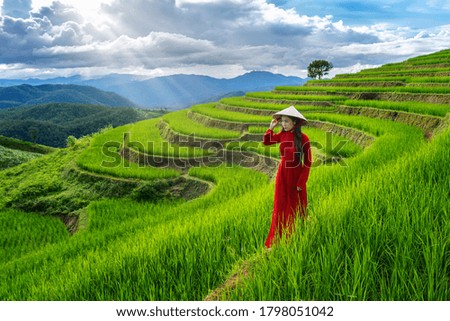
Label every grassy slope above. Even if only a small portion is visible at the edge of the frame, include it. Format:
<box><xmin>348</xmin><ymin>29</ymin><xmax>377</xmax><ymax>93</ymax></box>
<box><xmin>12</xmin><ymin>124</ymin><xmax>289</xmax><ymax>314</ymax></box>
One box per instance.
<box><xmin>0</xmin><ymin>145</ymin><xmax>43</xmax><ymax>170</ymax></box>
<box><xmin>0</xmin><ymin>138</ymin><xmax>134</xmax><ymax>215</ymax></box>
<box><xmin>0</xmin><ymin>165</ymin><xmax>270</xmax><ymax>300</ymax></box>
<box><xmin>0</xmin><ymin>135</ymin><xmax>55</xmax><ymax>169</ymax></box>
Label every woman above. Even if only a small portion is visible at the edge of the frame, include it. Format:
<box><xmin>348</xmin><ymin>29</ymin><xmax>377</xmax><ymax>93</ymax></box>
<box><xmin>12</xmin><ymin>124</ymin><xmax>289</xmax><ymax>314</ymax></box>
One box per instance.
<box><xmin>263</xmin><ymin>106</ymin><xmax>312</xmax><ymax>248</ymax></box>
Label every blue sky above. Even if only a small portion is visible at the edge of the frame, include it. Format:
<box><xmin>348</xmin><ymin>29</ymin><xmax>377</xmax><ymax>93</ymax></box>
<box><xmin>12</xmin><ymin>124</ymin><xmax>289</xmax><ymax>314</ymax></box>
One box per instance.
<box><xmin>0</xmin><ymin>0</ymin><xmax>449</xmax><ymax>79</ymax></box>
<box><xmin>269</xmin><ymin>0</ymin><xmax>450</xmax><ymax>28</ymax></box>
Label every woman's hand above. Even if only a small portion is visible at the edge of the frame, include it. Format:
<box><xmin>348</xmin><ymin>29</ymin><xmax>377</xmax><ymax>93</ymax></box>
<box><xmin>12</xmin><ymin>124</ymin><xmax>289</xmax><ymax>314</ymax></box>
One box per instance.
<box><xmin>269</xmin><ymin>119</ymin><xmax>278</xmax><ymax>130</ymax></box>
<box><xmin>297</xmin><ymin>186</ymin><xmax>302</xmax><ymax>192</ymax></box>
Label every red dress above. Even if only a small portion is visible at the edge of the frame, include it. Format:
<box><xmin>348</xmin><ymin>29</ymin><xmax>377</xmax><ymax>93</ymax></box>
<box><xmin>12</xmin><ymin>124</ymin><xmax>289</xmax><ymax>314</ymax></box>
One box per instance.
<box><xmin>263</xmin><ymin>129</ymin><xmax>312</xmax><ymax>248</ymax></box>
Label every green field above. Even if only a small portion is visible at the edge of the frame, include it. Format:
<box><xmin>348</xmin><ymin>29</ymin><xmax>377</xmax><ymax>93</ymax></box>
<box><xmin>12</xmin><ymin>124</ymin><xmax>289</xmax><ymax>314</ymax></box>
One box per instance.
<box><xmin>0</xmin><ymin>49</ymin><xmax>448</xmax><ymax>301</ymax></box>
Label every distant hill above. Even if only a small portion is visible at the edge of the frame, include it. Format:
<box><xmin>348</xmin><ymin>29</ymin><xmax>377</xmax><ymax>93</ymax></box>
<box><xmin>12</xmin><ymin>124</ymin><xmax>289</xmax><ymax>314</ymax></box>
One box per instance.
<box><xmin>0</xmin><ymin>84</ymin><xmax>137</xmax><ymax>109</ymax></box>
<box><xmin>0</xmin><ymin>71</ymin><xmax>307</xmax><ymax>109</ymax></box>
<box><xmin>0</xmin><ymin>103</ymin><xmax>163</xmax><ymax>147</ymax></box>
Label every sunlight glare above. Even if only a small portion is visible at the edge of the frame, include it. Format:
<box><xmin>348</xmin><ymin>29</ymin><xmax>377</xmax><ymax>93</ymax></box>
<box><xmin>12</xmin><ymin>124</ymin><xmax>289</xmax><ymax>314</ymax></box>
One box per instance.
<box><xmin>31</xmin><ymin>0</ymin><xmax>115</xmax><ymax>24</ymax></box>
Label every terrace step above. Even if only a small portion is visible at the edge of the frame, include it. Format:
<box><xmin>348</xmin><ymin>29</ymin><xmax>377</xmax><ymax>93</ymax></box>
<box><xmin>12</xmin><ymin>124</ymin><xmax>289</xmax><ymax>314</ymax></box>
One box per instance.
<box><xmin>216</xmin><ymin>103</ymin><xmax>276</xmax><ymax>116</ymax></box>
<box><xmin>154</xmin><ymin>114</ymin><xmax>372</xmax><ymax>176</ymax></box>
<box><xmin>366</xmin><ymin>63</ymin><xmax>450</xmax><ymax>70</ymax></box>
<box><xmin>350</xmin><ymin>91</ymin><xmax>450</xmax><ymax>104</ymax></box>
<box><xmin>244</xmin><ymin>96</ymin><xmax>334</xmax><ymax>107</ymax></box>
<box><xmin>336</xmin><ymin>106</ymin><xmax>443</xmax><ymax>138</ymax></box>
<box><xmin>407</xmin><ymin>83</ymin><xmax>450</xmax><ymax>87</ymax></box>
<box><xmin>334</xmin><ymin>71</ymin><xmax>450</xmax><ymax>79</ymax></box>
<box><xmin>122</xmin><ymin>145</ymin><xmax>279</xmax><ymax>179</ymax></box>
<box><xmin>403</xmin><ymin>63</ymin><xmax>450</xmax><ymax>68</ymax></box>
<box><xmin>274</xmin><ymin>88</ymin><xmax>450</xmax><ymax>104</ymax></box>
<box><xmin>188</xmin><ymin>107</ymin><xmax>375</xmax><ymax>149</ymax></box>
<box><xmin>273</xmin><ymin>89</ymin><xmax>354</xmax><ymax>98</ymax></box>
<box><xmin>216</xmin><ymin>103</ymin><xmax>335</xmax><ymax>117</ymax></box>
<box><xmin>337</xmin><ymin>71</ymin><xmax>450</xmax><ymax>78</ymax></box>
<box><xmin>304</xmin><ymin>81</ymin><xmax>406</xmax><ymax>87</ymax></box>
<box><xmin>307</xmin><ymin>121</ymin><xmax>375</xmax><ymax>148</ymax></box>
<box><xmin>187</xmin><ymin>110</ymin><xmax>263</xmax><ymax>132</ymax></box>
<box><xmin>158</xmin><ymin>120</ymin><xmax>264</xmax><ymax>147</ymax></box>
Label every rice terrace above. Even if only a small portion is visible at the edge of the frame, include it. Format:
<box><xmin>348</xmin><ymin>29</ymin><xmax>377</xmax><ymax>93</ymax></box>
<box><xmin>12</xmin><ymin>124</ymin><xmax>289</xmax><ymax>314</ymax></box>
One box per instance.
<box><xmin>0</xmin><ymin>49</ymin><xmax>449</xmax><ymax>301</ymax></box>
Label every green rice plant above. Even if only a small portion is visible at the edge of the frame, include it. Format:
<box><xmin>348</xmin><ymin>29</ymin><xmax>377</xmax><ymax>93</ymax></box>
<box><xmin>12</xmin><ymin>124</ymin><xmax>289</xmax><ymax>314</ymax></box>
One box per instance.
<box><xmin>363</xmin><ymin>61</ymin><xmax>450</xmax><ymax>71</ymax></box>
<box><xmin>405</xmin><ymin>50</ymin><xmax>450</xmax><ymax>63</ymax></box>
<box><xmin>225</xmin><ymin>141</ymin><xmax>280</xmax><ymax>158</ymax></box>
<box><xmin>304</xmin><ymin>127</ymin><xmax>362</xmax><ymax>158</ymax></box>
<box><xmin>296</xmin><ymin>115</ymin><xmax>425</xmax><ymax>207</ymax></box>
<box><xmin>0</xmin><ymin>165</ymin><xmax>272</xmax><ymax>300</ymax></box>
<box><xmin>335</xmin><ymin>67</ymin><xmax>450</xmax><ymax>78</ymax></box>
<box><xmin>220</xmin><ymin>97</ymin><xmax>333</xmax><ymax>112</ymax></box>
<box><xmin>162</xmin><ymin>109</ymin><xmax>241</xmax><ymax>139</ymax></box>
<box><xmin>77</xmin><ymin>125</ymin><xmax>180</xmax><ymax>180</ymax></box>
<box><xmin>307</xmin><ymin>77</ymin><xmax>409</xmax><ymax>84</ymax></box>
<box><xmin>275</xmin><ymin>85</ymin><xmax>450</xmax><ymax>94</ymax></box>
<box><xmin>408</xmin><ymin>60</ymin><xmax>450</xmax><ymax>67</ymax></box>
<box><xmin>303</xmin><ymin>113</ymin><xmax>383</xmax><ymax>137</ymax></box>
<box><xmin>126</xmin><ymin>118</ymin><xmax>208</xmax><ymax>157</ymax></box>
<box><xmin>406</xmin><ymin>76</ymin><xmax>450</xmax><ymax>84</ymax></box>
<box><xmin>248</xmin><ymin>126</ymin><xmax>268</xmax><ymax>133</ymax></box>
<box><xmin>220</xmin><ymin>97</ymin><xmax>289</xmax><ymax>111</ymax></box>
<box><xmin>342</xmin><ymin>99</ymin><xmax>450</xmax><ymax>117</ymax></box>
<box><xmin>191</xmin><ymin>103</ymin><xmax>271</xmax><ymax>123</ymax></box>
<box><xmin>408</xmin><ymin>50</ymin><xmax>450</xmax><ymax>59</ymax></box>
<box><xmin>0</xmin><ymin>209</ymin><xmax>69</xmax><ymax>264</ymax></box>
<box><xmin>229</xmin><ymin>125</ymin><xmax>449</xmax><ymax>300</ymax></box>
<box><xmin>246</xmin><ymin>91</ymin><xmax>347</xmax><ymax>102</ymax></box>
<box><xmin>357</xmin><ymin>66</ymin><xmax>450</xmax><ymax>76</ymax></box>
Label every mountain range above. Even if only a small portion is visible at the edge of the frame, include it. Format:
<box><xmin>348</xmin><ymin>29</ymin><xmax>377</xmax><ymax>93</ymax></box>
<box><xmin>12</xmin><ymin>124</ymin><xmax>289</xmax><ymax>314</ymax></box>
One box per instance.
<box><xmin>0</xmin><ymin>71</ymin><xmax>306</xmax><ymax>109</ymax></box>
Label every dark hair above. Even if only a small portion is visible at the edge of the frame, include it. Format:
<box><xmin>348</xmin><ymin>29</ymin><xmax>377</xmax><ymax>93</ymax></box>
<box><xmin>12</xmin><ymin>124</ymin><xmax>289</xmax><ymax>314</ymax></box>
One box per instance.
<box><xmin>281</xmin><ymin>116</ymin><xmax>303</xmax><ymax>165</ymax></box>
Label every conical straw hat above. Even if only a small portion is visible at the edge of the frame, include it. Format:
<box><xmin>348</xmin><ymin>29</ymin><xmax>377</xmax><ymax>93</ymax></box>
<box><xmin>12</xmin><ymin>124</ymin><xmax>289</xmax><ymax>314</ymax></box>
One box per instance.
<box><xmin>273</xmin><ymin>106</ymin><xmax>307</xmax><ymax>122</ymax></box>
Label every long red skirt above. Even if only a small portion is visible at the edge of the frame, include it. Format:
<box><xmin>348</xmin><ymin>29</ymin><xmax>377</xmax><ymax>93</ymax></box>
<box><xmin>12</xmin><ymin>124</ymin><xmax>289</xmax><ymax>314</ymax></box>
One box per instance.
<box><xmin>265</xmin><ymin>159</ymin><xmax>308</xmax><ymax>248</ymax></box>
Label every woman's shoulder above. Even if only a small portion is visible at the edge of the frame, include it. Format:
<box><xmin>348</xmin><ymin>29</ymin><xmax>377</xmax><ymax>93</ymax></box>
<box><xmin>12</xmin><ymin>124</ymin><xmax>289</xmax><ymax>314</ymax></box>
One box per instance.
<box><xmin>275</xmin><ymin>130</ymin><xmax>290</xmax><ymax>137</ymax></box>
<box><xmin>301</xmin><ymin>132</ymin><xmax>310</xmax><ymax>141</ymax></box>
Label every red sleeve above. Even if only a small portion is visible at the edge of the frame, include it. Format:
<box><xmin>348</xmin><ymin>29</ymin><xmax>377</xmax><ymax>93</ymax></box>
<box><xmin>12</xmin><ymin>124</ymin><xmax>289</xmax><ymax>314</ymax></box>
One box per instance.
<box><xmin>297</xmin><ymin>135</ymin><xmax>312</xmax><ymax>189</ymax></box>
<box><xmin>263</xmin><ymin>129</ymin><xmax>281</xmax><ymax>145</ymax></box>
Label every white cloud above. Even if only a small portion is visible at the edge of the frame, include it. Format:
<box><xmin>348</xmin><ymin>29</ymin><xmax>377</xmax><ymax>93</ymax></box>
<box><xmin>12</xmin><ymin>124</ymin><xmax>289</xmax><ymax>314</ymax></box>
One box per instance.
<box><xmin>0</xmin><ymin>0</ymin><xmax>449</xmax><ymax>79</ymax></box>
<box><xmin>31</xmin><ymin>2</ymin><xmax>84</xmax><ymax>25</ymax></box>
<box><xmin>31</xmin><ymin>0</ymin><xmax>115</xmax><ymax>24</ymax></box>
